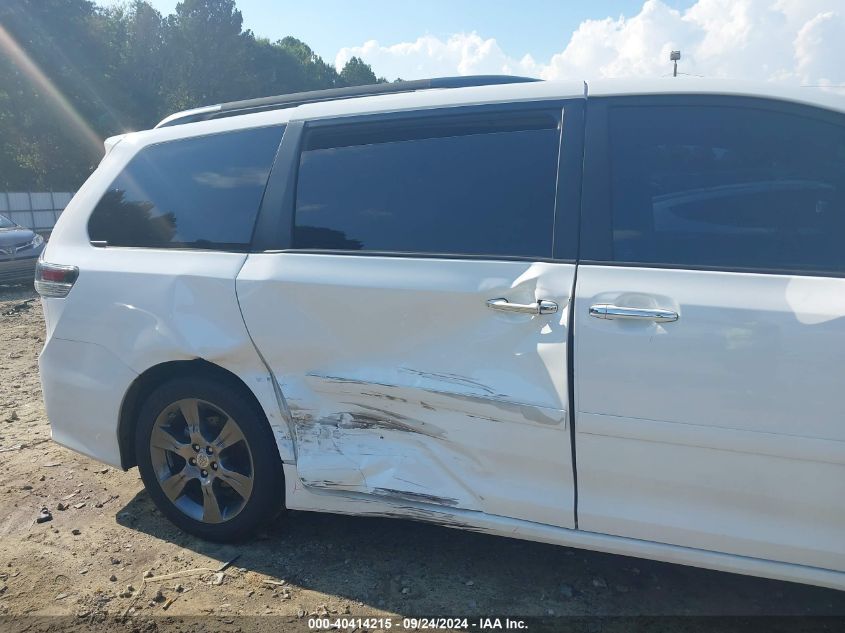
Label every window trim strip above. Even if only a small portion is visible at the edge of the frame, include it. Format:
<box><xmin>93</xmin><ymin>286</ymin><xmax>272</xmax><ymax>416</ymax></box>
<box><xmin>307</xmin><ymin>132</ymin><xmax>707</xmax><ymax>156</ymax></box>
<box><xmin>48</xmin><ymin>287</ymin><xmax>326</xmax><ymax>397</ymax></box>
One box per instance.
<box><xmin>579</xmin><ymin>259</ymin><xmax>845</xmax><ymax>279</ymax></box>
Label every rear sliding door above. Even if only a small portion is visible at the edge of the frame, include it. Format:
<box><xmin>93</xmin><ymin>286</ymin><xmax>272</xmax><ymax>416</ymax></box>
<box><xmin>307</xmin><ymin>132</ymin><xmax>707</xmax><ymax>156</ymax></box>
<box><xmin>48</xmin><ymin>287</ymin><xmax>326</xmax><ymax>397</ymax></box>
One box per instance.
<box><xmin>238</xmin><ymin>101</ymin><xmax>585</xmax><ymax>527</ymax></box>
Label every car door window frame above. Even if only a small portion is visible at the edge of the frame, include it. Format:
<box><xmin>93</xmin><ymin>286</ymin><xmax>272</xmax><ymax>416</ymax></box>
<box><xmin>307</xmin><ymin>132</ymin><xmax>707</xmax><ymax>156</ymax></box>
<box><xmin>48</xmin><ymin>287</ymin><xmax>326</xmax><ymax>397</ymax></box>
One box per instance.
<box><xmin>580</xmin><ymin>94</ymin><xmax>845</xmax><ymax>277</ymax></box>
<box><xmin>252</xmin><ymin>99</ymin><xmax>585</xmax><ymax>263</ymax></box>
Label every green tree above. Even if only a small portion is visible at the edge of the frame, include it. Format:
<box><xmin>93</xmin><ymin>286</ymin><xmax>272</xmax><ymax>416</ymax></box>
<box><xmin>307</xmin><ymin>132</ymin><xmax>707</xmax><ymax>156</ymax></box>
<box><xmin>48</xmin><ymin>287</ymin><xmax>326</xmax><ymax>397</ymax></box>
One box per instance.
<box><xmin>276</xmin><ymin>37</ymin><xmax>339</xmax><ymax>89</ymax></box>
<box><xmin>339</xmin><ymin>56</ymin><xmax>378</xmax><ymax>87</ymax></box>
<box><xmin>0</xmin><ymin>0</ymin><xmax>390</xmax><ymax>190</ymax></box>
<box><xmin>118</xmin><ymin>2</ymin><xmax>169</xmax><ymax>124</ymax></box>
<box><xmin>161</xmin><ymin>0</ymin><xmax>253</xmax><ymax>109</ymax></box>
<box><xmin>0</xmin><ymin>0</ymin><xmax>109</xmax><ymax>188</ymax></box>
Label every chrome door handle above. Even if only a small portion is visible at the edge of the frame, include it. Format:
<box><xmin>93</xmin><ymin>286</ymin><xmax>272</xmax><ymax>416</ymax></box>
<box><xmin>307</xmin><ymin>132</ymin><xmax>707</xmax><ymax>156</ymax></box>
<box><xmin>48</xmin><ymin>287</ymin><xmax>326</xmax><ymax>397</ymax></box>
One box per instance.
<box><xmin>589</xmin><ymin>304</ymin><xmax>679</xmax><ymax>322</ymax></box>
<box><xmin>487</xmin><ymin>298</ymin><xmax>558</xmax><ymax>315</ymax></box>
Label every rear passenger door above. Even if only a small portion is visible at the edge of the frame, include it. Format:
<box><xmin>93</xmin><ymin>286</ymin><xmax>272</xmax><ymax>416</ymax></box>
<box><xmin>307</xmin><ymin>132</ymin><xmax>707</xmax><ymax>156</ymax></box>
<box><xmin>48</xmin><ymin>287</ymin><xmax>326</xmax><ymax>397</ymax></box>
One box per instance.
<box><xmin>238</xmin><ymin>102</ymin><xmax>585</xmax><ymax>527</ymax></box>
<box><xmin>575</xmin><ymin>95</ymin><xmax>845</xmax><ymax>570</ymax></box>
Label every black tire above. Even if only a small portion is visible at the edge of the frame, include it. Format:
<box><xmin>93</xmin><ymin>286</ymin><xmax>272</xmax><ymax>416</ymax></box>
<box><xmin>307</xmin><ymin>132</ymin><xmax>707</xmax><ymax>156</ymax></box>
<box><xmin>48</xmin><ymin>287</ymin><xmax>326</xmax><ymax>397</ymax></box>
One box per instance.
<box><xmin>134</xmin><ymin>375</ymin><xmax>284</xmax><ymax>542</ymax></box>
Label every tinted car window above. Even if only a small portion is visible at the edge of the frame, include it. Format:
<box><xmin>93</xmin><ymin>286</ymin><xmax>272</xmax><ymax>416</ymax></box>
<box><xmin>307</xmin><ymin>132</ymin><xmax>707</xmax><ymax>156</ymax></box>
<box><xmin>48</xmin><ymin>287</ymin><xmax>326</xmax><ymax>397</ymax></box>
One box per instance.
<box><xmin>0</xmin><ymin>215</ymin><xmax>14</xmax><ymax>229</ymax></box>
<box><xmin>609</xmin><ymin>104</ymin><xmax>845</xmax><ymax>273</ymax></box>
<box><xmin>89</xmin><ymin>126</ymin><xmax>284</xmax><ymax>249</ymax></box>
<box><xmin>293</xmin><ymin>111</ymin><xmax>561</xmax><ymax>258</ymax></box>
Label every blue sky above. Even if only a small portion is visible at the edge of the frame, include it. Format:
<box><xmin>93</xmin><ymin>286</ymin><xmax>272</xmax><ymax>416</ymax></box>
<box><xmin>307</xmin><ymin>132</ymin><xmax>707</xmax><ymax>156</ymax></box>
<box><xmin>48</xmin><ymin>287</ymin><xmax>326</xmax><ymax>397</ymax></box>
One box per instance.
<box><xmin>106</xmin><ymin>0</ymin><xmax>693</xmax><ymax>64</ymax></box>
<box><xmin>100</xmin><ymin>1</ymin><xmax>845</xmax><ymax>86</ymax></box>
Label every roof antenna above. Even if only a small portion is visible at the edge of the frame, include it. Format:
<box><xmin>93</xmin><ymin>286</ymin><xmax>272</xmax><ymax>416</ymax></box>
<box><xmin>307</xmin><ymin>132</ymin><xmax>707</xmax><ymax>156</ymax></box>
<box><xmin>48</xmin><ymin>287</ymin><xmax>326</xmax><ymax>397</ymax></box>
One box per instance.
<box><xmin>670</xmin><ymin>50</ymin><xmax>681</xmax><ymax>77</ymax></box>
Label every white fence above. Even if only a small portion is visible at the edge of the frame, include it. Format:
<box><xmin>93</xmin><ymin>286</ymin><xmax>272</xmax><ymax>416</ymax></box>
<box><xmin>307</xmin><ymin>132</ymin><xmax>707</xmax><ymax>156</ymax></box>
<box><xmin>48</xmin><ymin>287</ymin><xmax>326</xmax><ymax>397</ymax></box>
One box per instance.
<box><xmin>0</xmin><ymin>191</ymin><xmax>75</xmax><ymax>233</ymax></box>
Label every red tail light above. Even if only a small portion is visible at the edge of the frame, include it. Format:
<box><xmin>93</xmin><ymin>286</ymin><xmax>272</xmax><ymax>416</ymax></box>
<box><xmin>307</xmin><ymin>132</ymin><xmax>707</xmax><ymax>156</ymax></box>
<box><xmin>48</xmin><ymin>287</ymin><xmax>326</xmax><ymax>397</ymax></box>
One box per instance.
<box><xmin>35</xmin><ymin>261</ymin><xmax>79</xmax><ymax>298</ymax></box>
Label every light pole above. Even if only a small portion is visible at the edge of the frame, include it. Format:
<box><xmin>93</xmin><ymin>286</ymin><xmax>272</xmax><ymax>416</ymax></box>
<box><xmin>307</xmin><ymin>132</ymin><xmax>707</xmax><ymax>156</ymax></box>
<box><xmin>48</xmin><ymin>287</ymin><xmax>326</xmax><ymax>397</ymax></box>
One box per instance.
<box><xmin>670</xmin><ymin>50</ymin><xmax>681</xmax><ymax>77</ymax></box>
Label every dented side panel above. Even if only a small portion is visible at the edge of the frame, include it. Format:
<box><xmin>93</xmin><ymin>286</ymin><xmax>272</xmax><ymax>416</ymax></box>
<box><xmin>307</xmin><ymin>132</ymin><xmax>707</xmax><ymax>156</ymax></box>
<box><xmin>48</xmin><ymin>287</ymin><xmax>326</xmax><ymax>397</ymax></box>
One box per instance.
<box><xmin>237</xmin><ymin>253</ymin><xmax>576</xmax><ymax>528</ymax></box>
<box><xmin>41</xmin><ymin>245</ymin><xmax>295</xmax><ymax>463</ymax></box>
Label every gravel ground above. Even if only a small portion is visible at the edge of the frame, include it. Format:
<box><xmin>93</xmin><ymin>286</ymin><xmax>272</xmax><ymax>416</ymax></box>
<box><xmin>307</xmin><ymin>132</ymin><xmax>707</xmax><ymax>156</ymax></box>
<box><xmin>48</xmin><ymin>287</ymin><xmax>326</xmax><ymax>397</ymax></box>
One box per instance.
<box><xmin>1</xmin><ymin>284</ymin><xmax>844</xmax><ymax>632</ymax></box>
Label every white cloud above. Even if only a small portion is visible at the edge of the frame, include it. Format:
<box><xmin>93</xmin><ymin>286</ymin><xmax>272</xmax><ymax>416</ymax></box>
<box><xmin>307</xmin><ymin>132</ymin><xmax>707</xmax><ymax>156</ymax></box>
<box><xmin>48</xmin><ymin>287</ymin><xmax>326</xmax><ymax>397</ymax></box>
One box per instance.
<box><xmin>335</xmin><ymin>0</ymin><xmax>845</xmax><ymax>87</ymax></box>
<box><xmin>793</xmin><ymin>11</ymin><xmax>845</xmax><ymax>86</ymax></box>
<box><xmin>334</xmin><ymin>33</ymin><xmax>536</xmax><ymax>80</ymax></box>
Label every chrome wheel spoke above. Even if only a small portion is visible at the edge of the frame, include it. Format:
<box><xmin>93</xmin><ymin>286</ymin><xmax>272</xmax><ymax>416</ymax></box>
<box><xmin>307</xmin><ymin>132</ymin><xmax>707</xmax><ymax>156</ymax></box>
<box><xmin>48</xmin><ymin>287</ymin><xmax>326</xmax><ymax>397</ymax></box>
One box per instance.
<box><xmin>211</xmin><ymin>418</ymin><xmax>246</xmax><ymax>452</ymax></box>
<box><xmin>216</xmin><ymin>465</ymin><xmax>253</xmax><ymax>500</ymax></box>
<box><xmin>179</xmin><ymin>399</ymin><xmax>203</xmax><ymax>444</ymax></box>
<box><xmin>201</xmin><ymin>482</ymin><xmax>223</xmax><ymax>523</ymax></box>
<box><xmin>151</xmin><ymin>426</ymin><xmax>194</xmax><ymax>460</ymax></box>
<box><xmin>160</xmin><ymin>465</ymin><xmax>195</xmax><ymax>501</ymax></box>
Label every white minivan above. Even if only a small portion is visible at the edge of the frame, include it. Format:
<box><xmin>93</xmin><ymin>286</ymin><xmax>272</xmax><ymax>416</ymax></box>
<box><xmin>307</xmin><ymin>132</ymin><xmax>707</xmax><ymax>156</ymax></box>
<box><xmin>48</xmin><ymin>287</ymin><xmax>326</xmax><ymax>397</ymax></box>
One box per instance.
<box><xmin>37</xmin><ymin>76</ymin><xmax>845</xmax><ymax>591</ymax></box>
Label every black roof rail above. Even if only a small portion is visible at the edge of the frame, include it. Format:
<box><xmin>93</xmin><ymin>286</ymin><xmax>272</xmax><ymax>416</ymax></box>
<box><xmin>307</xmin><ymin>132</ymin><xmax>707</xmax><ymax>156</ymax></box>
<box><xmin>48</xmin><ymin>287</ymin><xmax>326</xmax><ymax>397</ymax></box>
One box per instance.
<box><xmin>155</xmin><ymin>75</ymin><xmax>541</xmax><ymax>128</ymax></box>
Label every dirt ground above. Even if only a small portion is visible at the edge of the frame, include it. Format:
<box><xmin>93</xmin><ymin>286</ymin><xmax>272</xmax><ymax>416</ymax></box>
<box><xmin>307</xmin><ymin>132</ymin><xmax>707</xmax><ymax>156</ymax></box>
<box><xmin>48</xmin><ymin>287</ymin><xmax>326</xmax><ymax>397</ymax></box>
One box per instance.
<box><xmin>1</xmin><ymin>285</ymin><xmax>845</xmax><ymax>632</ymax></box>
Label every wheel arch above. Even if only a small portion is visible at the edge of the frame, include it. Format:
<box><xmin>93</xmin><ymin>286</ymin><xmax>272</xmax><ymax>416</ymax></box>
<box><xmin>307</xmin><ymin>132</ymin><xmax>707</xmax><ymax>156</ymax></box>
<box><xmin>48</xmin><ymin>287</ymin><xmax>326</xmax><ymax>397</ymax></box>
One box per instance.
<box><xmin>118</xmin><ymin>358</ymin><xmax>272</xmax><ymax>470</ymax></box>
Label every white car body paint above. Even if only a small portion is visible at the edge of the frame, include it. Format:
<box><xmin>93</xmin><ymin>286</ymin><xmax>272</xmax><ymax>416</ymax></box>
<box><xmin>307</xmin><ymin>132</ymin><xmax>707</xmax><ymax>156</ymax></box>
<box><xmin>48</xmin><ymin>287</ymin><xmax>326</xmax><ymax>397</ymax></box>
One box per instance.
<box><xmin>238</xmin><ymin>254</ymin><xmax>576</xmax><ymax>527</ymax></box>
<box><xmin>281</xmin><ymin>464</ymin><xmax>845</xmax><ymax>592</ymax></box>
<box><xmin>37</xmin><ymin>77</ymin><xmax>845</xmax><ymax>590</ymax></box>
<box><xmin>574</xmin><ymin>266</ymin><xmax>845</xmax><ymax>572</ymax></box>
<box><xmin>39</xmin><ymin>247</ymin><xmax>295</xmax><ymax>466</ymax></box>
<box><xmin>39</xmin><ymin>133</ymin><xmax>296</xmax><ymax>466</ymax></box>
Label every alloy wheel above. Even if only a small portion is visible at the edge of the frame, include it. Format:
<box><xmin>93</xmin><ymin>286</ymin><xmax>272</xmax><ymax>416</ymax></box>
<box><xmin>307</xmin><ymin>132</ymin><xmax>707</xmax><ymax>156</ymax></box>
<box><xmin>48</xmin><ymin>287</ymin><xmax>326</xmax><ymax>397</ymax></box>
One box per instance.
<box><xmin>149</xmin><ymin>398</ymin><xmax>254</xmax><ymax>524</ymax></box>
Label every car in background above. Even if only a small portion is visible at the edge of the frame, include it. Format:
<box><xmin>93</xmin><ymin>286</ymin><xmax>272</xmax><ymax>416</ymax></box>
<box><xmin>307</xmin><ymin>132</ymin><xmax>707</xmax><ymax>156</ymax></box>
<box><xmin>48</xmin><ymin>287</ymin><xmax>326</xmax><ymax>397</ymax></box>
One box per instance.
<box><xmin>0</xmin><ymin>214</ymin><xmax>44</xmax><ymax>284</ymax></box>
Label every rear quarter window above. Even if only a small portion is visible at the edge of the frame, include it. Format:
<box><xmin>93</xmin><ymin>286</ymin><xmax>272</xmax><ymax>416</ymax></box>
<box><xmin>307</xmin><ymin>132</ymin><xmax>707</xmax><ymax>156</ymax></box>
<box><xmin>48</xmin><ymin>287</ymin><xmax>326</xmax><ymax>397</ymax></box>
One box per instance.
<box><xmin>88</xmin><ymin>126</ymin><xmax>284</xmax><ymax>250</ymax></box>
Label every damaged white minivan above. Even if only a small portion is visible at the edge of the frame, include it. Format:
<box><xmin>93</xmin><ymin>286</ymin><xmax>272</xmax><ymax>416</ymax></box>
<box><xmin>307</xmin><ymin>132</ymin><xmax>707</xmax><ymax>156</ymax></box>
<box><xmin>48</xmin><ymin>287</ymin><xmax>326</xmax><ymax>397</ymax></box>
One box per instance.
<box><xmin>37</xmin><ymin>76</ymin><xmax>845</xmax><ymax>591</ymax></box>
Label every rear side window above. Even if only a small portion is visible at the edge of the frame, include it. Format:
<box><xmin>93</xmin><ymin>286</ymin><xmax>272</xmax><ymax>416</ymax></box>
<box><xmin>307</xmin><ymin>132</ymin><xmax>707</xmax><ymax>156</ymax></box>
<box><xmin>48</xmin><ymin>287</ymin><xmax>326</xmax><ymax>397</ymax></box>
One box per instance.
<box><xmin>293</xmin><ymin>110</ymin><xmax>562</xmax><ymax>258</ymax></box>
<box><xmin>88</xmin><ymin>126</ymin><xmax>284</xmax><ymax>249</ymax></box>
<box><xmin>608</xmin><ymin>104</ymin><xmax>845</xmax><ymax>273</ymax></box>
